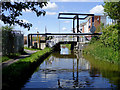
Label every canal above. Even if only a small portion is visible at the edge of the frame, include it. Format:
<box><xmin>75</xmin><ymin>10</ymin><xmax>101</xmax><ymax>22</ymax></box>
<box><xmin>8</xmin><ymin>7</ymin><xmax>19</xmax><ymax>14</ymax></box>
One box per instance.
<box><xmin>22</xmin><ymin>45</ymin><xmax>120</xmax><ymax>89</ymax></box>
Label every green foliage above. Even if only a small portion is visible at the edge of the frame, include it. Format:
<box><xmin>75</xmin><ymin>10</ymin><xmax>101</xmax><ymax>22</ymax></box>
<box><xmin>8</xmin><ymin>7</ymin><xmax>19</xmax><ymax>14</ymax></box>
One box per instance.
<box><xmin>100</xmin><ymin>24</ymin><xmax>119</xmax><ymax>51</ymax></box>
<box><xmin>103</xmin><ymin>1</ymin><xmax>120</xmax><ymax>22</ymax></box>
<box><xmin>2</xmin><ymin>2</ymin><xmax>48</xmax><ymax>30</ymax></box>
<box><xmin>61</xmin><ymin>44</ymin><xmax>71</xmax><ymax>50</ymax></box>
<box><xmin>1</xmin><ymin>25</ymin><xmax>14</xmax><ymax>31</ymax></box>
<box><xmin>65</xmin><ymin>44</ymin><xmax>71</xmax><ymax>50</ymax></box>
<box><xmin>89</xmin><ymin>36</ymin><xmax>100</xmax><ymax>44</ymax></box>
<box><xmin>2</xmin><ymin>56</ymin><xmax>10</xmax><ymax>62</ymax></box>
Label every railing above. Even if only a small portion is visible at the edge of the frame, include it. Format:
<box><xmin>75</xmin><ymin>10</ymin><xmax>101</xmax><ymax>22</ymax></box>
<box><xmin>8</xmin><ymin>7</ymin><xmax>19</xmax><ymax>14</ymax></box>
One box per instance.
<box><xmin>46</xmin><ymin>36</ymin><xmax>89</xmax><ymax>48</ymax></box>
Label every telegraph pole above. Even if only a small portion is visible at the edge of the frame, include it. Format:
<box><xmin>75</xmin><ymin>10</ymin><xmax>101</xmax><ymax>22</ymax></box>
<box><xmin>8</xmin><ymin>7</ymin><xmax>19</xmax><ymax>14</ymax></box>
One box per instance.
<box><xmin>45</xmin><ymin>26</ymin><xmax>47</xmax><ymax>41</ymax></box>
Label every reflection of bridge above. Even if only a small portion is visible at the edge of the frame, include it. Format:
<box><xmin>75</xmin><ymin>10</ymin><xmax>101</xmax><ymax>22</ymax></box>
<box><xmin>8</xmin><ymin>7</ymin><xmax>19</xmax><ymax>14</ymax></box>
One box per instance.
<box><xmin>52</xmin><ymin>52</ymin><xmax>77</xmax><ymax>59</ymax></box>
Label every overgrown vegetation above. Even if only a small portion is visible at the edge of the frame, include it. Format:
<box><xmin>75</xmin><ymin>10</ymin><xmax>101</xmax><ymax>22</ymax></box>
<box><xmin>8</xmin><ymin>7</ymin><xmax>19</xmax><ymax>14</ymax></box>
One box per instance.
<box><xmin>83</xmin><ymin>24</ymin><xmax>119</xmax><ymax>63</ymax></box>
<box><xmin>2</xmin><ymin>47</ymin><xmax>52</xmax><ymax>89</ymax></box>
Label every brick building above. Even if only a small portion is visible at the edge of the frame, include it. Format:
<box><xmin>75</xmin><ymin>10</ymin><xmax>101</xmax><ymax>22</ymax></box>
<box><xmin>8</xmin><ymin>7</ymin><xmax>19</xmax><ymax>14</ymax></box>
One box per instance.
<box><xmin>80</xmin><ymin>15</ymin><xmax>106</xmax><ymax>33</ymax></box>
<box><xmin>74</xmin><ymin>15</ymin><xmax>106</xmax><ymax>41</ymax></box>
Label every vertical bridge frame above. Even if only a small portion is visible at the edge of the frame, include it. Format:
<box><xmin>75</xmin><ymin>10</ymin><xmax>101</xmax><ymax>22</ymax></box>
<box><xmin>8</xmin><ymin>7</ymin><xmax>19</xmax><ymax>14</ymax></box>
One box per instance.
<box><xmin>58</xmin><ymin>13</ymin><xmax>94</xmax><ymax>33</ymax></box>
<box><xmin>58</xmin><ymin>13</ymin><xmax>94</xmax><ymax>42</ymax></box>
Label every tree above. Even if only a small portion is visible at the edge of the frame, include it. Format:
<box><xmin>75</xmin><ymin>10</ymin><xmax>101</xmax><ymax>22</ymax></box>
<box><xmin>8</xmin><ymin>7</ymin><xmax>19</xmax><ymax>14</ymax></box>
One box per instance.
<box><xmin>2</xmin><ymin>2</ymin><xmax>48</xmax><ymax>30</ymax></box>
<box><xmin>103</xmin><ymin>1</ymin><xmax>120</xmax><ymax>23</ymax></box>
<box><xmin>1</xmin><ymin>25</ymin><xmax>14</xmax><ymax>31</ymax></box>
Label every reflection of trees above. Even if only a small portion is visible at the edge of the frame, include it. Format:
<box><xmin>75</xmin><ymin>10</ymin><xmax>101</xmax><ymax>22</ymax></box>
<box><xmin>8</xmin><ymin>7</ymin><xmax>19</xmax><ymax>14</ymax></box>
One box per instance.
<box><xmin>101</xmin><ymin>70</ymin><xmax>120</xmax><ymax>88</ymax></box>
<box><xmin>89</xmin><ymin>67</ymin><xmax>100</xmax><ymax>77</ymax></box>
<box><xmin>83</xmin><ymin>54</ymin><xmax>120</xmax><ymax>88</ymax></box>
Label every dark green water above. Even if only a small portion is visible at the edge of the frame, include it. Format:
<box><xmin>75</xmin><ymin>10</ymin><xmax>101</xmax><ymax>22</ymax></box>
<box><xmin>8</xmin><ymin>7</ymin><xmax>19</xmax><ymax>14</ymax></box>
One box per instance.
<box><xmin>22</xmin><ymin>46</ymin><xmax>120</xmax><ymax>89</ymax></box>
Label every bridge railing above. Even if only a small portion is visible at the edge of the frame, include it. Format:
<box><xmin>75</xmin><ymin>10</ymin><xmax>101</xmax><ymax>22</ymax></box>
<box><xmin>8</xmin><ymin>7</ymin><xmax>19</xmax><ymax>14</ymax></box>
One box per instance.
<box><xmin>46</xmin><ymin>35</ymin><xmax>90</xmax><ymax>48</ymax></box>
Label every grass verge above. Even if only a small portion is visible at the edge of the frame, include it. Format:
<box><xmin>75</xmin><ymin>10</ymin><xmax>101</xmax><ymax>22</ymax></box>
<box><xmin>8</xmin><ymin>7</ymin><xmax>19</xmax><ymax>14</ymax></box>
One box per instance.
<box><xmin>2</xmin><ymin>47</ymin><xmax>52</xmax><ymax>90</ymax></box>
<box><xmin>2</xmin><ymin>51</ymin><xmax>27</xmax><ymax>62</ymax></box>
<box><xmin>82</xmin><ymin>41</ymin><xmax>118</xmax><ymax>63</ymax></box>
<box><xmin>24</xmin><ymin>46</ymin><xmax>41</xmax><ymax>51</ymax></box>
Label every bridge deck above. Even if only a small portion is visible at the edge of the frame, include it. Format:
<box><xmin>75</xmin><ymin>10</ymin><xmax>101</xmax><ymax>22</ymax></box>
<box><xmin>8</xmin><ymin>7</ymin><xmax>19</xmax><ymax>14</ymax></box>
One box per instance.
<box><xmin>28</xmin><ymin>33</ymin><xmax>102</xmax><ymax>36</ymax></box>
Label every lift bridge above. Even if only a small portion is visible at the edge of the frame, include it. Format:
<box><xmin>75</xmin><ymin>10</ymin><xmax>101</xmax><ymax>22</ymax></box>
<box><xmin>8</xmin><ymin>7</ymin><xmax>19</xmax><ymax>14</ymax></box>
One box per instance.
<box><xmin>27</xmin><ymin>13</ymin><xmax>102</xmax><ymax>51</ymax></box>
<box><xmin>27</xmin><ymin>33</ymin><xmax>101</xmax><ymax>51</ymax></box>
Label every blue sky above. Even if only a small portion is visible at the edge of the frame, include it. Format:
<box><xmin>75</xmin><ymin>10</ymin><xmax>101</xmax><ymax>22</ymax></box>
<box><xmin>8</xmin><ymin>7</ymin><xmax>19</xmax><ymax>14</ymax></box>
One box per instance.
<box><xmin>1</xmin><ymin>1</ymin><xmax>105</xmax><ymax>36</ymax></box>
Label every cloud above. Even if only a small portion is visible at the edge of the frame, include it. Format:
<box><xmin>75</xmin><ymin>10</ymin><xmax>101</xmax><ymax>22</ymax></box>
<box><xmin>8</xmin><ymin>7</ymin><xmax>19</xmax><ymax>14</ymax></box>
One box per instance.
<box><xmin>90</xmin><ymin>5</ymin><xmax>104</xmax><ymax>14</ymax></box>
<box><xmin>22</xmin><ymin>19</ymin><xmax>30</xmax><ymax>23</ymax></box>
<box><xmin>0</xmin><ymin>20</ymin><xmax>4</xmax><ymax>26</ymax></box>
<box><xmin>35</xmin><ymin>28</ymin><xmax>38</xmax><ymax>30</ymax></box>
<box><xmin>46</xmin><ymin>12</ymin><xmax>57</xmax><ymax>15</ymax></box>
<box><xmin>22</xmin><ymin>9</ymin><xmax>31</xmax><ymax>12</ymax></box>
<box><xmin>62</xmin><ymin>27</ymin><xmax>67</xmax><ymax>31</ymax></box>
<box><xmin>64</xmin><ymin>21</ymin><xmax>70</xmax><ymax>23</ymax></box>
<box><xmin>43</xmin><ymin>2</ymin><xmax>58</xmax><ymax>10</ymax></box>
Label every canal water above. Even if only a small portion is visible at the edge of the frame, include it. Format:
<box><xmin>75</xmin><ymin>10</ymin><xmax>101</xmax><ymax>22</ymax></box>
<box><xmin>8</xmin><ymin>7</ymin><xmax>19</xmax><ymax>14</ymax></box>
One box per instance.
<box><xmin>22</xmin><ymin>45</ymin><xmax>120</xmax><ymax>89</ymax></box>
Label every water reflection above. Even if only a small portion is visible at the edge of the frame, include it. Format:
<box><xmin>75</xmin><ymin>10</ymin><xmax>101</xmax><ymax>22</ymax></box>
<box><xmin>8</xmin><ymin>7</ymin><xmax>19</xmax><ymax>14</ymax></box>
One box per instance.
<box><xmin>60</xmin><ymin>45</ymin><xmax>70</xmax><ymax>55</ymax></box>
<box><xmin>22</xmin><ymin>48</ymin><xmax>119</xmax><ymax>89</ymax></box>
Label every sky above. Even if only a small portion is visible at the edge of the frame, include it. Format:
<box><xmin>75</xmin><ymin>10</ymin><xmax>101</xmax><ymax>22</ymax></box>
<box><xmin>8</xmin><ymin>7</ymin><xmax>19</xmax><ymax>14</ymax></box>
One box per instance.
<box><xmin>0</xmin><ymin>1</ymin><xmax>106</xmax><ymax>36</ymax></box>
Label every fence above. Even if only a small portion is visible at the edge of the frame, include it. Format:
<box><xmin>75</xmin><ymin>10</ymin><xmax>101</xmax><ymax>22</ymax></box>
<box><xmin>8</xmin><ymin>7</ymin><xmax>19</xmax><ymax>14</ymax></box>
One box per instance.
<box><xmin>2</xmin><ymin>30</ymin><xmax>24</xmax><ymax>56</ymax></box>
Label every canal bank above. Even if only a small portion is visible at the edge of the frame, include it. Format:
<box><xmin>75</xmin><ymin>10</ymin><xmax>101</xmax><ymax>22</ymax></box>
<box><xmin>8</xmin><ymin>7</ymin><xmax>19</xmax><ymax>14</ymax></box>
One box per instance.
<box><xmin>82</xmin><ymin>41</ymin><xmax>119</xmax><ymax>64</ymax></box>
<box><xmin>2</xmin><ymin>48</ymin><xmax>52</xmax><ymax>90</ymax></box>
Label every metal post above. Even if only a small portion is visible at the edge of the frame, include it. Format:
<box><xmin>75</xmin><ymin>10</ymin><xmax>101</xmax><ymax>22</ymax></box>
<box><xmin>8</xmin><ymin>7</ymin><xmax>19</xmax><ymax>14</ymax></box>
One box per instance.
<box><xmin>73</xmin><ymin>19</ymin><xmax>75</xmax><ymax>33</ymax></box>
<box><xmin>77</xmin><ymin>15</ymin><xmax>79</xmax><ymax>42</ymax></box>
<box><xmin>39</xmin><ymin>35</ymin><xmax>41</xmax><ymax>49</ymax></box>
<box><xmin>28</xmin><ymin>34</ymin><xmax>30</xmax><ymax>48</ymax></box>
<box><xmin>30</xmin><ymin>34</ymin><xmax>33</xmax><ymax>47</ymax></box>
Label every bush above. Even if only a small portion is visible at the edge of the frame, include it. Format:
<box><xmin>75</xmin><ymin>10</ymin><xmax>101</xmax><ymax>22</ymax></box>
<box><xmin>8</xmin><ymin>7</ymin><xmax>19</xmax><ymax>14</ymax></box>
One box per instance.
<box><xmin>100</xmin><ymin>24</ymin><xmax>119</xmax><ymax>51</ymax></box>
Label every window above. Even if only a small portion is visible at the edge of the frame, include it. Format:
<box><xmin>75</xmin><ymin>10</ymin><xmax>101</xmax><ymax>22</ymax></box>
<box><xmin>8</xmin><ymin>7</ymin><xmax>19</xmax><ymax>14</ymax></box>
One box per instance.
<box><xmin>97</xmin><ymin>17</ymin><xmax>99</xmax><ymax>21</ymax></box>
<box><xmin>88</xmin><ymin>26</ymin><xmax>90</xmax><ymax>28</ymax></box>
